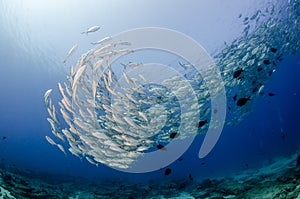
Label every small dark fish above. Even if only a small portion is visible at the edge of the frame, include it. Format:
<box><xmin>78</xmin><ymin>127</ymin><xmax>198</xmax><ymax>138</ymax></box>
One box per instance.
<box><xmin>189</xmin><ymin>173</ymin><xmax>194</xmax><ymax>181</ymax></box>
<box><xmin>178</xmin><ymin>157</ymin><xmax>184</xmax><ymax>161</ymax></box>
<box><xmin>263</xmin><ymin>60</ymin><xmax>271</xmax><ymax>65</ymax></box>
<box><xmin>2</xmin><ymin>136</ymin><xmax>7</xmax><ymax>140</ymax></box>
<box><xmin>169</xmin><ymin>132</ymin><xmax>180</xmax><ymax>139</ymax></box>
<box><xmin>197</xmin><ymin>120</ymin><xmax>208</xmax><ymax>128</ymax></box>
<box><xmin>268</xmin><ymin>92</ymin><xmax>276</xmax><ymax>96</ymax></box>
<box><xmin>245</xmin><ymin>163</ymin><xmax>249</xmax><ymax>168</ymax></box>
<box><xmin>165</xmin><ymin>168</ymin><xmax>171</xmax><ymax>175</ymax></box>
<box><xmin>157</xmin><ymin>144</ymin><xmax>167</xmax><ymax>151</ymax></box>
<box><xmin>233</xmin><ymin>68</ymin><xmax>243</xmax><ymax>79</ymax></box>
<box><xmin>237</xmin><ymin>97</ymin><xmax>250</xmax><ymax>106</ymax></box>
<box><xmin>200</xmin><ymin>162</ymin><xmax>206</xmax><ymax>165</ymax></box>
<box><xmin>233</xmin><ymin>94</ymin><xmax>237</xmax><ymax>101</ymax></box>
<box><xmin>257</xmin><ymin>67</ymin><xmax>263</xmax><ymax>72</ymax></box>
<box><xmin>252</xmin><ymin>87</ymin><xmax>258</xmax><ymax>93</ymax></box>
<box><xmin>270</xmin><ymin>48</ymin><xmax>277</xmax><ymax>53</ymax></box>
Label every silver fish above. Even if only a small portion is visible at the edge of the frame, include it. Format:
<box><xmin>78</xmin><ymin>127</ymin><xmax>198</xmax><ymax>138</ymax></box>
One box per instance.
<box><xmin>72</xmin><ymin>65</ymin><xmax>87</xmax><ymax>91</ymax></box>
<box><xmin>81</xmin><ymin>26</ymin><xmax>100</xmax><ymax>35</ymax></box>
<box><xmin>91</xmin><ymin>36</ymin><xmax>111</xmax><ymax>45</ymax></box>
<box><xmin>85</xmin><ymin>156</ymin><xmax>98</xmax><ymax>166</ymax></box>
<box><xmin>69</xmin><ymin>147</ymin><xmax>82</xmax><ymax>158</ymax></box>
<box><xmin>44</xmin><ymin>89</ymin><xmax>52</xmax><ymax>105</ymax></box>
<box><xmin>121</xmin><ymin>62</ymin><xmax>142</xmax><ymax>69</ymax></box>
<box><xmin>45</xmin><ymin>135</ymin><xmax>56</xmax><ymax>146</ymax></box>
<box><xmin>56</xmin><ymin>143</ymin><xmax>67</xmax><ymax>155</ymax></box>
<box><xmin>63</xmin><ymin>44</ymin><xmax>78</xmax><ymax>63</ymax></box>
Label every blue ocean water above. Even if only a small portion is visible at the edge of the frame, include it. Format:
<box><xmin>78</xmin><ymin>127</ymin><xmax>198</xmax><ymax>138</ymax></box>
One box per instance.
<box><xmin>0</xmin><ymin>0</ymin><xmax>299</xmax><ymax>198</ymax></box>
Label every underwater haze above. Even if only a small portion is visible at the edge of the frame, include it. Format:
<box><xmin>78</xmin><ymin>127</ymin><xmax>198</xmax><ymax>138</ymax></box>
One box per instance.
<box><xmin>0</xmin><ymin>0</ymin><xmax>300</xmax><ymax>198</ymax></box>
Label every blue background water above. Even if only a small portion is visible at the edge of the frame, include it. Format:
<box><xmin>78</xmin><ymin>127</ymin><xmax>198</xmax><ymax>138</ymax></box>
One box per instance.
<box><xmin>0</xmin><ymin>0</ymin><xmax>299</xmax><ymax>183</ymax></box>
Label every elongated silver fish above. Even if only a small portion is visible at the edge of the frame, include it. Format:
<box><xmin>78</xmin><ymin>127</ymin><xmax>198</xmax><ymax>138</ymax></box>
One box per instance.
<box><xmin>57</xmin><ymin>143</ymin><xmax>67</xmax><ymax>155</ymax></box>
<box><xmin>85</xmin><ymin>156</ymin><xmax>98</xmax><ymax>166</ymax></box>
<box><xmin>91</xmin><ymin>36</ymin><xmax>111</xmax><ymax>45</ymax></box>
<box><xmin>44</xmin><ymin>89</ymin><xmax>52</xmax><ymax>105</ymax></box>
<box><xmin>45</xmin><ymin>135</ymin><xmax>56</xmax><ymax>146</ymax></box>
<box><xmin>81</xmin><ymin>26</ymin><xmax>100</xmax><ymax>35</ymax></box>
<box><xmin>121</xmin><ymin>62</ymin><xmax>142</xmax><ymax>69</ymax></box>
<box><xmin>72</xmin><ymin>65</ymin><xmax>87</xmax><ymax>91</ymax></box>
<box><xmin>69</xmin><ymin>147</ymin><xmax>82</xmax><ymax>158</ymax></box>
<box><xmin>63</xmin><ymin>44</ymin><xmax>78</xmax><ymax>63</ymax></box>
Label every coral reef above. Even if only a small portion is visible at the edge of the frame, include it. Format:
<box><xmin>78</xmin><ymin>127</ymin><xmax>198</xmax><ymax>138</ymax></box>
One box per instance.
<box><xmin>0</xmin><ymin>153</ymin><xmax>299</xmax><ymax>198</ymax></box>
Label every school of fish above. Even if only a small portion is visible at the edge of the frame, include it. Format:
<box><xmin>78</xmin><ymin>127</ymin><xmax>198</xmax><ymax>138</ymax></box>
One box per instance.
<box><xmin>44</xmin><ymin>1</ymin><xmax>300</xmax><ymax>169</ymax></box>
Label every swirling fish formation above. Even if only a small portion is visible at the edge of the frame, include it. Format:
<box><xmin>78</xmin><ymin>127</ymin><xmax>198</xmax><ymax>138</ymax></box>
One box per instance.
<box><xmin>45</xmin><ymin>37</ymin><xmax>207</xmax><ymax>168</ymax></box>
<box><xmin>44</xmin><ymin>0</ymin><xmax>300</xmax><ymax>168</ymax></box>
